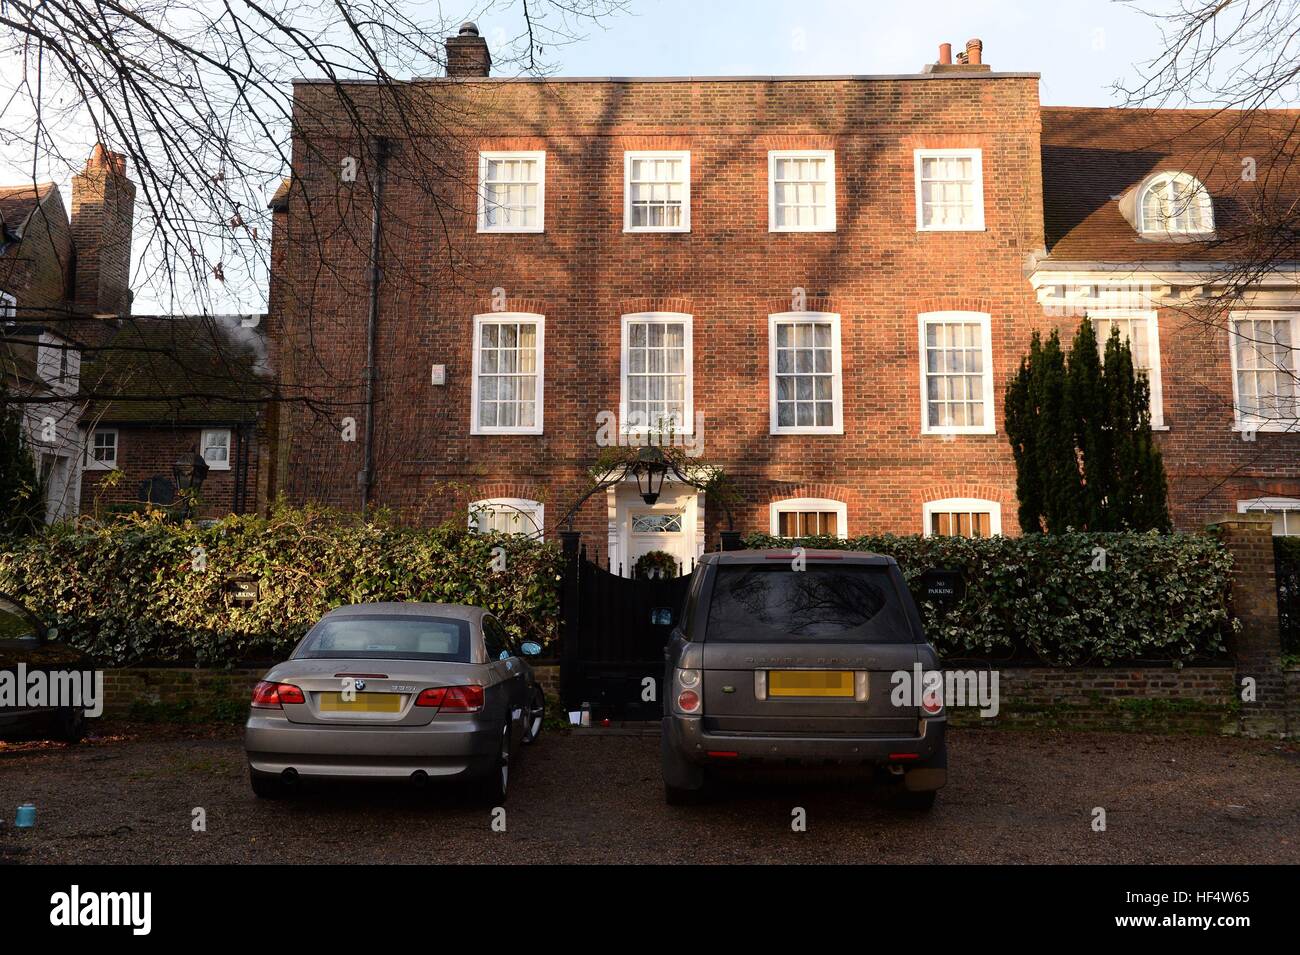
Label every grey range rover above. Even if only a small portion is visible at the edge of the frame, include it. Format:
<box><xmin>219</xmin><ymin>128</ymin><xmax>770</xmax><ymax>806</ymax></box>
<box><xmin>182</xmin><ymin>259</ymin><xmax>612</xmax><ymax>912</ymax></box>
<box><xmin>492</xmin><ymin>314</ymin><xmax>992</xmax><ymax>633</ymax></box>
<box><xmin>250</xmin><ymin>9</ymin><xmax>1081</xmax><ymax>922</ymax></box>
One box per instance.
<box><xmin>661</xmin><ymin>549</ymin><xmax>947</xmax><ymax>808</ymax></box>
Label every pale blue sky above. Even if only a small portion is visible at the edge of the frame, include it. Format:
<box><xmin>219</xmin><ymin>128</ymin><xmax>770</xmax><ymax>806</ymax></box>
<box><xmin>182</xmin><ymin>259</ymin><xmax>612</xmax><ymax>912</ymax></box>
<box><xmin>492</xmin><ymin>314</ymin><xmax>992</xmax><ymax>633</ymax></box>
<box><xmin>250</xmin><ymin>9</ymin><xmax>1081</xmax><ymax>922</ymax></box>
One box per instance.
<box><xmin>522</xmin><ymin>0</ymin><xmax>1164</xmax><ymax>106</ymax></box>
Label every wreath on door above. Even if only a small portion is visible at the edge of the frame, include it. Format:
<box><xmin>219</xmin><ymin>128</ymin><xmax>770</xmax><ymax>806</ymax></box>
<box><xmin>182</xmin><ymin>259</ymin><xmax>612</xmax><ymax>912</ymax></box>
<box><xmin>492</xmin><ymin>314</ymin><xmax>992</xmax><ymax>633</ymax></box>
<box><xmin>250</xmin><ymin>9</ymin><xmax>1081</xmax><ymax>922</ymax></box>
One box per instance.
<box><xmin>634</xmin><ymin>549</ymin><xmax>680</xmax><ymax>580</ymax></box>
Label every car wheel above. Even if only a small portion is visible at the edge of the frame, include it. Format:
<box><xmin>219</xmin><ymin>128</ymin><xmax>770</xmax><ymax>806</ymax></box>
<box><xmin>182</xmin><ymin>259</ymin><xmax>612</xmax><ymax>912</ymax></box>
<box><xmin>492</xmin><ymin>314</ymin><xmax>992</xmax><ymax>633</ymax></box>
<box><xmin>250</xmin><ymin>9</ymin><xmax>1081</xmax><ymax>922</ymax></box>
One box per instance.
<box><xmin>249</xmin><ymin>769</ymin><xmax>286</xmax><ymax>800</ymax></box>
<box><xmin>55</xmin><ymin>707</ymin><xmax>86</xmax><ymax>744</ymax></box>
<box><xmin>472</xmin><ymin>725</ymin><xmax>510</xmax><ymax>806</ymax></box>
<box><xmin>660</xmin><ymin>727</ymin><xmax>706</xmax><ymax>805</ymax></box>
<box><xmin>521</xmin><ymin>685</ymin><xmax>545</xmax><ymax>744</ymax></box>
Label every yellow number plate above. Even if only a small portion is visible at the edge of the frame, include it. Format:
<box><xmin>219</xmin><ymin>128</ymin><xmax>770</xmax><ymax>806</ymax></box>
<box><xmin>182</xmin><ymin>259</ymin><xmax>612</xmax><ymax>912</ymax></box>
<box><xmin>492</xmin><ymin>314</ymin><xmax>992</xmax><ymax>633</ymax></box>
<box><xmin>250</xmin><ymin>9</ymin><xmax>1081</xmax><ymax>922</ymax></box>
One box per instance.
<box><xmin>317</xmin><ymin>692</ymin><xmax>403</xmax><ymax>713</ymax></box>
<box><xmin>768</xmin><ymin>670</ymin><xmax>854</xmax><ymax>698</ymax></box>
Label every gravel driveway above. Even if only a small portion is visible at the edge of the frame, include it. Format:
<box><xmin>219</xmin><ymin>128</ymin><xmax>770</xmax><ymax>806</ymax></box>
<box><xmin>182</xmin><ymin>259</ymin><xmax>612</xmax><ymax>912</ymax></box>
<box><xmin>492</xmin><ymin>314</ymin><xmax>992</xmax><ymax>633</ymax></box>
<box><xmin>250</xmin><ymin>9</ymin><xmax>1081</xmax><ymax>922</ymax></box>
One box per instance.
<box><xmin>2</xmin><ymin>723</ymin><xmax>1297</xmax><ymax>864</ymax></box>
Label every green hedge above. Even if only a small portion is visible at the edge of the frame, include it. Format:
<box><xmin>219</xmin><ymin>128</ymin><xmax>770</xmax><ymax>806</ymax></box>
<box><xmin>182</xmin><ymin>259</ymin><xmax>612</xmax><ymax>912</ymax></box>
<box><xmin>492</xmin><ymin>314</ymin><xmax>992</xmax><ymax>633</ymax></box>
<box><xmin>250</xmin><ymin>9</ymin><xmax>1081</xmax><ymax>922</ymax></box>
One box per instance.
<box><xmin>0</xmin><ymin>507</ymin><xmax>562</xmax><ymax>667</ymax></box>
<box><xmin>742</xmin><ymin>532</ymin><xmax>1234</xmax><ymax>665</ymax></box>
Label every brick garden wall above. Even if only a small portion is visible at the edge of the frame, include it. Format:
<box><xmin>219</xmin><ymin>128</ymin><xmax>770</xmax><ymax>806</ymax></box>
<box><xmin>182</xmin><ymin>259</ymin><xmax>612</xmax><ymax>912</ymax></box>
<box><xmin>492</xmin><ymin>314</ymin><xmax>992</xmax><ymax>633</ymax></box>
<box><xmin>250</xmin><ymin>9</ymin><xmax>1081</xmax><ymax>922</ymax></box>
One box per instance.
<box><xmin>100</xmin><ymin>662</ymin><xmax>1245</xmax><ymax>735</ymax></box>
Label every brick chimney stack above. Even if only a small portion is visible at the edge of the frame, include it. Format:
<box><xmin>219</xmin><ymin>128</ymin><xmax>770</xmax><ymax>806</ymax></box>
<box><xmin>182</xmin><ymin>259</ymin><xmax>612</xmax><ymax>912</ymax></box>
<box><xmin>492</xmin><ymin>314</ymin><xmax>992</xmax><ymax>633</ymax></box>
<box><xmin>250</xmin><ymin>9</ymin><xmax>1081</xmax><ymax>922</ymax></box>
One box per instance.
<box><xmin>445</xmin><ymin>21</ymin><xmax>491</xmax><ymax>78</ymax></box>
<box><xmin>924</xmin><ymin>38</ymin><xmax>990</xmax><ymax>73</ymax></box>
<box><xmin>71</xmin><ymin>143</ymin><xmax>135</xmax><ymax>315</ymax></box>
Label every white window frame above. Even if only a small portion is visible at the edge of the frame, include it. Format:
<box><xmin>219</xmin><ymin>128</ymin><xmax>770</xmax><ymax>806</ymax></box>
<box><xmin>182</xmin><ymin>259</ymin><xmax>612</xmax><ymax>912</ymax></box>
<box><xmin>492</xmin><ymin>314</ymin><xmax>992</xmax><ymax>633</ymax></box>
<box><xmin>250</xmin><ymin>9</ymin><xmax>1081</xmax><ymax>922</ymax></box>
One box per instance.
<box><xmin>470</xmin><ymin>313</ymin><xmax>545</xmax><ymax>436</ymax></box>
<box><xmin>923</xmin><ymin>498</ymin><xmax>1002</xmax><ymax>537</ymax></box>
<box><xmin>1228</xmin><ymin>311</ymin><xmax>1299</xmax><ymax>433</ymax></box>
<box><xmin>1090</xmin><ymin>310</ymin><xmax>1166</xmax><ymax>429</ymax></box>
<box><xmin>1237</xmin><ymin>497</ymin><xmax>1300</xmax><ymax>536</ymax></box>
<box><xmin>917</xmin><ymin>311</ymin><xmax>996</xmax><ymax>435</ymax></box>
<box><xmin>476</xmin><ymin>151</ymin><xmax>546</xmax><ymax>234</ymax></box>
<box><xmin>200</xmin><ymin>428</ymin><xmax>232</xmax><ymax>470</ymax></box>
<box><xmin>767</xmin><ymin>150</ymin><xmax>836</xmax><ymax>233</ymax></box>
<box><xmin>913</xmin><ymin>148</ymin><xmax>985</xmax><ymax>232</ymax></box>
<box><xmin>623</xmin><ymin>151</ymin><xmax>691</xmax><ymax>233</ymax></box>
<box><xmin>768</xmin><ymin>312</ymin><xmax>844</xmax><ymax>434</ymax></box>
<box><xmin>86</xmin><ymin>428</ymin><xmax>118</xmax><ymax>470</ymax></box>
<box><xmin>0</xmin><ymin>291</ymin><xmax>14</xmax><ymax>319</ymax></box>
<box><xmin>619</xmin><ymin>312</ymin><xmax>694</xmax><ymax>435</ymax></box>
<box><xmin>1136</xmin><ymin>171</ymin><xmax>1214</xmax><ymax>236</ymax></box>
<box><xmin>769</xmin><ymin>497</ymin><xmax>848</xmax><ymax>538</ymax></box>
<box><xmin>469</xmin><ymin>497</ymin><xmax>545</xmax><ymax>537</ymax></box>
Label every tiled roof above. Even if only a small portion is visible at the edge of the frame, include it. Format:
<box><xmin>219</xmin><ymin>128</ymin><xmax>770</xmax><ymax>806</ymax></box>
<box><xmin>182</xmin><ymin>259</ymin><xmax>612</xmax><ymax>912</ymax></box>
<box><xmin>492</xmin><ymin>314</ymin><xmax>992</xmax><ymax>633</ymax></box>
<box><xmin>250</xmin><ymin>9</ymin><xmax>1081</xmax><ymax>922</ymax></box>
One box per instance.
<box><xmin>0</xmin><ymin>182</ymin><xmax>57</xmax><ymax>238</ymax></box>
<box><xmin>80</xmin><ymin>315</ymin><xmax>269</xmax><ymax>425</ymax></box>
<box><xmin>1040</xmin><ymin>106</ymin><xmax>1300</xmax><ymax>263</ymax></box>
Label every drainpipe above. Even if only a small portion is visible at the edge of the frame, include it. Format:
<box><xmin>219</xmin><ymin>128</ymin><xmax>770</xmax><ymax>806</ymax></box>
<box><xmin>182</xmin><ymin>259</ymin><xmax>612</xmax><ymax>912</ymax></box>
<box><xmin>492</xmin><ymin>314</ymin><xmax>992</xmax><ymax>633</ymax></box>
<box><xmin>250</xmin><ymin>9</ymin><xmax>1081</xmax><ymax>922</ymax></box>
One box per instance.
<box><xmin>360</xmin><ymin>138</ymin><xmax>389</xmax><ymax>517</ymax></box>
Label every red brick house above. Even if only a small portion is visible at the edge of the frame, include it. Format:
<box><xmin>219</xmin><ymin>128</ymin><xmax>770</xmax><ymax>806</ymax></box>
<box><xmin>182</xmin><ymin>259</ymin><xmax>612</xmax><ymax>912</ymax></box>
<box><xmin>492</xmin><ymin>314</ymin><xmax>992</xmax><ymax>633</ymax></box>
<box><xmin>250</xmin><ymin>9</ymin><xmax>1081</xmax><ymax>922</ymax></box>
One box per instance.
<box><xmin>267</xmin><ymin>28</ymin><xmax>1300</xmax><ymax>566</ymax></box>
<box><xmin>2</xmin><ymin>147</ymin><xmax>270</xmax><ymax>521</ymax></box>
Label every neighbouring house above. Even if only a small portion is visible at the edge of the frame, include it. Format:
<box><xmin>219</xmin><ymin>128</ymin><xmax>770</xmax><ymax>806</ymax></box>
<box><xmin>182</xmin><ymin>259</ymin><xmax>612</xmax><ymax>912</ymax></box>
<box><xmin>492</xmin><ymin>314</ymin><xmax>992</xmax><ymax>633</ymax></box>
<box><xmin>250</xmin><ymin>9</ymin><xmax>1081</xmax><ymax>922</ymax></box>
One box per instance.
<box><xmin>1</xmin><ymin>146</ymin><xmax>272</xmax><ymax>521</ymax></box>
<box><xmin>0</xmin><ymin>153</ymin><xmax>117</xmax><ymax>522</ymax></box>
<box><xmin>78</xmin><ymin>314</ymin><xmax>269</xmax><ymax>519</ymax></box>
<box><xmin>266</xmin><ymin>26</ymin><xmax>1300</xmax><ymax>569</ymax></box>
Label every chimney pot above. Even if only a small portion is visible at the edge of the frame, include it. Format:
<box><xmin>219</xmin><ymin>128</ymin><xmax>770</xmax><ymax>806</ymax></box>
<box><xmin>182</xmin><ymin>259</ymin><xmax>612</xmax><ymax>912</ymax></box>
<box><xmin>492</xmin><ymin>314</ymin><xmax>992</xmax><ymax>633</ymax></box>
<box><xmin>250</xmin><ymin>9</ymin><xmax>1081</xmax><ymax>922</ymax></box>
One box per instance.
<box><xmin>965</xmin><ymin>38</ymin><xmax>983</xmax><ymax>65</ymax></box>
<box><xmin>938</xmin><ymin>43</ymin><xmax>952</xmax><ymax>65</ymax></box>
<box><xmin>459</xmin><ymin>21</ymin><xmax>479</xmax><ymax>36</ymax></box>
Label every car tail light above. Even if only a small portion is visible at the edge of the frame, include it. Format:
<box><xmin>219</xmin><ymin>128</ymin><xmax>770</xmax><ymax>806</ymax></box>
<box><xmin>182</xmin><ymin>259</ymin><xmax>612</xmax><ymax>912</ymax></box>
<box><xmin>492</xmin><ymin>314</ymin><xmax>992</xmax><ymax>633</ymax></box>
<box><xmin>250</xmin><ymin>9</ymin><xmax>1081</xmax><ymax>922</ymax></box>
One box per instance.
<box><xmin>251</xmin><ymin>681</ymin><xmax>305</xmax><ymax>708</ymax></box>
<box><xmin>415</xmin><ymin>685</ymin><xmax>484</xmax><ymax>712</ymax></box>
<box><xmin>677</xmin><ymin>689</ymin><xmax>701</xmax><ymax>713</ymax></box>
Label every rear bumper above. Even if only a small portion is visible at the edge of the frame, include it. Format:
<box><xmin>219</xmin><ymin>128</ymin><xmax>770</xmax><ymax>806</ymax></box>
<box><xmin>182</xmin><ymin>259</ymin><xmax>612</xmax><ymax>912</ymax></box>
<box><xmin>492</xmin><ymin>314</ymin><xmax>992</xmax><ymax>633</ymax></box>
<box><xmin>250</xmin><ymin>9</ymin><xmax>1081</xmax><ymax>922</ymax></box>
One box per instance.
<box><xmin>244</xmin><ymin>712</ymin><xmax>502</xmax><ymax>780</ymax></box>
<box><xmin>665</xmin><ymin>714</ymin><xmax>946</xmax><ymax>785</ymax></box>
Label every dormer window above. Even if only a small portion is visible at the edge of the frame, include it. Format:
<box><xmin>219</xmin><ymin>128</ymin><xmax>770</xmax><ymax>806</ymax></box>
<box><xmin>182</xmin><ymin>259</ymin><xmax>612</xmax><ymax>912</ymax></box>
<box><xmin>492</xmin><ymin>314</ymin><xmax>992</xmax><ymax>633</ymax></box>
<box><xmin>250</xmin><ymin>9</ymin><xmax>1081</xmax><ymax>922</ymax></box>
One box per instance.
<box><xmin>1137</xmin><ymin>172</ymin><xmax>1214</xmax><ymax>236</ymax></box>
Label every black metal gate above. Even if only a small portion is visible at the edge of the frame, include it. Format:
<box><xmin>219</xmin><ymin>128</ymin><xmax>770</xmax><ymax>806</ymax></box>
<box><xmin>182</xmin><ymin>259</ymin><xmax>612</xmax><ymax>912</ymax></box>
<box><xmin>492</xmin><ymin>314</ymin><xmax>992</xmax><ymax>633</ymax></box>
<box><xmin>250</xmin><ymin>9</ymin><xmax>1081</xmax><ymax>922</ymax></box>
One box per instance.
<box><xmin>559</xmin><ymin>532</ymin><xmax>693</xmax><ymax>720</ymax></box>
<box><xmin>1277</xmin><ymin>537</ymin><xmax>1299</xmax><ymax>656</ymax></box>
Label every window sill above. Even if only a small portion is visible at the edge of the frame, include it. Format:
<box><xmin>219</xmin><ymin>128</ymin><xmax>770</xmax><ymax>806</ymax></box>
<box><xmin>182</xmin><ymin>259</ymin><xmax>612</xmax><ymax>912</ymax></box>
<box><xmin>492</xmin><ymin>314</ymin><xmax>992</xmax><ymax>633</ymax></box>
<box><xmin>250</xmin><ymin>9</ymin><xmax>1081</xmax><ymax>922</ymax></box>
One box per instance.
<box><xmin>477</xmin><ymin>225</ymin><xmax>545</xmax><ymax>234</ymax></box>
<box><xmin>1232</xmin><ymin>422</ymin><xmax>1300</xmax><ymax>434</ymax></box>
<box><xmin>770</xmin><ymin>427</ymin><xmax>844</xmax><ymax>436</ymax></box>
<box><xmin>922</xmin><ymin>427</ymin><xmax>998</xmax><ymax>437</ymax></box>
<box><xmin>84</xmin><ymin>462</ymin><xmax>118</xmax><ymax>472</ymax></box>
<box><xmin>769</xmin><ymin>225</ymin><xmax>837</xmax><ymax>234</ymax></box>
<box><xmin>204</xmin><ymin>462</ymin><xmax>232</xmax><ymax>471</ymax></box>
<box><xmin>471</xmin><ymin>427</ymin><xmax>545</xmax><ymax>436</ymax></box>
<box><xmin>623</xmin><ymin>226</ymin><xmax>691</xmax><ymax>234</ymax></box>
<box><xmin>916</xmin><ymin>224</ymin><xmax>986</xmax><ymax>233</ymax></box>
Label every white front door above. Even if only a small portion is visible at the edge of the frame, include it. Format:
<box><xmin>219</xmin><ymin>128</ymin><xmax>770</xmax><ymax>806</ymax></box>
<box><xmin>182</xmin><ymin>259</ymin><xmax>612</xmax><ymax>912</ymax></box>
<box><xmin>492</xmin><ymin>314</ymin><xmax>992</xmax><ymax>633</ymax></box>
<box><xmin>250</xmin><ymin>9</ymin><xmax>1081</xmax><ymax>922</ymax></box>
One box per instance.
<box><xmin>628</xmin><ymin>510</ymin><xmax>689</xmax><ymax>577</ymax></box>
<box><xmin>607</xmin><ymin>481</ymin><xmax>703</xmax><ymax>577</ymax></box>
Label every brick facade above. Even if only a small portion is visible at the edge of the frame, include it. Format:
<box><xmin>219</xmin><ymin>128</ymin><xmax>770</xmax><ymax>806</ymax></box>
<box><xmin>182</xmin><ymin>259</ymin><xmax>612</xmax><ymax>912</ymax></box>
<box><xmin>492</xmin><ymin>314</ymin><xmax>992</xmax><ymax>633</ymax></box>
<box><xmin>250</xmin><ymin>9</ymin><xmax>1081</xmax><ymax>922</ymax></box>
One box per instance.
<box><xmin>80</xmin><ymin>423</ymin><xmax>262</xmax><ymax>519</ymax></box>
<box><xmin>271</xmin><ymin>70</ymin><xmax>1049</xmax><ymax>558</ymax></box>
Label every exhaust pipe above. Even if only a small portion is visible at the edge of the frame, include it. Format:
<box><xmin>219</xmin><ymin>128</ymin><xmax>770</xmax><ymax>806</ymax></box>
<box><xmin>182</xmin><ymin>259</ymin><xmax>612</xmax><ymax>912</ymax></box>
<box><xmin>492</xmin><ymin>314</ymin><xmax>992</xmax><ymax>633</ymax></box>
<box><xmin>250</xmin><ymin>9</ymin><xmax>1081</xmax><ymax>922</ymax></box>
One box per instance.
<box><xmin>281</xmin><ymin>768</ymin><xmax>299</xmax><ymax>786</ymax></box>
<box><xmin>410</xmin><ymin>770</ymin><xmax>429</xmax><ymax>788</ymax></box>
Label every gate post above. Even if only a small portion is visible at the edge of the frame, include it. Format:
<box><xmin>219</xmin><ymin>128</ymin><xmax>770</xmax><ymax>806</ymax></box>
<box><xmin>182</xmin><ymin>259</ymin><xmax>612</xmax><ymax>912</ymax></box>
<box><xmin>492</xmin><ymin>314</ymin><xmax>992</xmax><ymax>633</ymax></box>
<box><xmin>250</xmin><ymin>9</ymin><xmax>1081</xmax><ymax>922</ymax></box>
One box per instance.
<box><xmin>719</xmin><ymin>529</ymin><xmax>744</xmax><ymax>551</ymax></box>
<box><xmin>558</xmin><ymin>530</ymin><xmax>582</xmax><ymax>713</ymax></box>
<box><xmin>1207</xmin><ymin>514</ymin><xmax>1286</xmax><ymax>737</ymax></box>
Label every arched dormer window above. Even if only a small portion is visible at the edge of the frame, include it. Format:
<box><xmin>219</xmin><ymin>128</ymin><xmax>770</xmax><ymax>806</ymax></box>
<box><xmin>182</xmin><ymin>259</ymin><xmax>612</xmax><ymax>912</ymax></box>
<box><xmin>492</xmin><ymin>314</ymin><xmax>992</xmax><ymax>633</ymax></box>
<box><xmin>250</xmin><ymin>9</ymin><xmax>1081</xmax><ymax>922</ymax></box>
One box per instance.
<box><xmin>1137</xmin><ymin>172</ymin><xmax>1214</xmax><ymax>236</ymax></box>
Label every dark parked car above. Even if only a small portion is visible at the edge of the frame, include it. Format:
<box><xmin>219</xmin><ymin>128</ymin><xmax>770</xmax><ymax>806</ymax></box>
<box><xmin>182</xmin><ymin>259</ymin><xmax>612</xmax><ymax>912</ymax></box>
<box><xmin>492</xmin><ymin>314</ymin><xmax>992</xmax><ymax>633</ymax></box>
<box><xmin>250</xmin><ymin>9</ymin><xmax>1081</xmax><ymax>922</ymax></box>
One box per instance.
<box><xmin>661</xmin><ymin>550</ymin><xmax>947</xmax><ymax>808</ymax></box>
<box><xmin>244</xmin><ymin>603</ymin><xmax>547</xmax><ymax>803</ymax></box>
<box><xmin>0</xmin><ymin>593</ymin><xmax>91</xmax><ymax>743</ymax></box>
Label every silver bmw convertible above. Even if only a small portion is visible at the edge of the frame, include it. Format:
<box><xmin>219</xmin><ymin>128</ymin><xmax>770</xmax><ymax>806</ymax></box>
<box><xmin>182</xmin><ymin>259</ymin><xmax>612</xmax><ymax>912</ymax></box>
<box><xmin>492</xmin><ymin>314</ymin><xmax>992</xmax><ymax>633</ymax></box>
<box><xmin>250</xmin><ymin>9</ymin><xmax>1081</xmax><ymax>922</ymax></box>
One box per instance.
<box><xmin>244</xmin><ymin>603</ymin><xmax>546</xmax><ymax>804</ymax></box>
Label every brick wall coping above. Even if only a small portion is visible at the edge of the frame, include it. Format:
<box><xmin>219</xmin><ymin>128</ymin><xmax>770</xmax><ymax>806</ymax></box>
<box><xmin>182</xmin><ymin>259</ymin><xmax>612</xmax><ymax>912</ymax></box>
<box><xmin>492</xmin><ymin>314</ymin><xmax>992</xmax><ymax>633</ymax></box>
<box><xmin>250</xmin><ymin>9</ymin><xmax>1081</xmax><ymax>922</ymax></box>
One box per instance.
<box><xmin>295</xmin><ymin>72</ymin><xmax>1042</xmax><ymax>87</ymax></box>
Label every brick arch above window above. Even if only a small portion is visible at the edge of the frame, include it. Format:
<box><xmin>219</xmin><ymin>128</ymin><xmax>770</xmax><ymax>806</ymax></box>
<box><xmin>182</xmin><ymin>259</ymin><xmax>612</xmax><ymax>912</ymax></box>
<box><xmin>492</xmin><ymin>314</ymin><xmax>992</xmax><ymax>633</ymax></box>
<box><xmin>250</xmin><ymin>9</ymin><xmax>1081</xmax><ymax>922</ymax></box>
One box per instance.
<box><xmin>914</xmin><ymin>483</ymin><xmax>1009</xmax><ymax>508</ymax></box>
<box><xmin>615</xmin><ymin>135</ymin><xmax>691</xmax><ymax>151</ymax></box>
<box><xmin>469</xmin><ymin>482</ymin><xmax>547</xmax><ymax>509</ymax></box>
<box><xmin>770</xmin><ymin>482</ymin><xmax>856</xmax><ymax>505</ymax></box>
<box><xmin>473</xmin><ymin>295</ymin><xmax>547</xmax><ymax>316</ymax></box>
<box><xmin>761</xmin><ymin>294</ymin><xmax>841</xmax><ymax>315</ymax></box>
<box><xmin>912</xmin><ymin>296</ymin><xmax>998</xmax><ymax>318</ymax></box>
<box><xmin>616</xmin><ymin>296</ymin><xmax>693</xmax><ymax>317</ymax></box>
<box><xmin>757</xmin><ymin>134</ymin><xmax>836</xmax><ymax>151</ymax></box>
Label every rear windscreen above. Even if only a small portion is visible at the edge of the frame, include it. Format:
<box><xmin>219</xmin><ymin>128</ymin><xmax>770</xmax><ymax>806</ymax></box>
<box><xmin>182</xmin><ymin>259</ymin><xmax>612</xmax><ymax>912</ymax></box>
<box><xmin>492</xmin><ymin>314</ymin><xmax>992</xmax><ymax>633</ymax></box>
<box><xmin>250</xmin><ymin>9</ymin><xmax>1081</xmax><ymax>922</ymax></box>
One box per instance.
<box><xmin>296</xmin><ymin>615</ymin><xmax>472</xmax><ymax>662</ymax></box>
<box><xmin>705</xmin><ymin>564</ymin><xmax>912</xmax><ymax>643</ymax></box>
